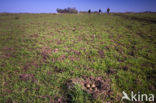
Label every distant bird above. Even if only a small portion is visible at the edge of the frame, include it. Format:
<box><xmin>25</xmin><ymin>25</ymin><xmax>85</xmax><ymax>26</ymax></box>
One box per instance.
<box><xmin>121</xmin><ymin>91</ymin><xmax>131</xmax><ymax>101</ymax></box>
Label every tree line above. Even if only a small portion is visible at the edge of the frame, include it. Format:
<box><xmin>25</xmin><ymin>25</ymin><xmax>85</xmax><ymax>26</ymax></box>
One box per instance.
<box><xmin>56</xmin><ymin>8</ymin><xmax>78</xmax><ymax>14</ymax></box>
<box><xmin>56</xmin><ymin>7</ymin><xmax>110</xmax><ymax>14</ymax></box>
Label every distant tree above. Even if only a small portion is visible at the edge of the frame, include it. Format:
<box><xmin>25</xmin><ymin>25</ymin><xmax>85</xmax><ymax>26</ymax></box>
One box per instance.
<box><xmin>88</xmin><ymin>9</ymin><xmax>91</xmax><ymax>14</ymax></box>
<box><xmin>107</xmin><ymin>8</ymin><xmax>110</xmax><ymax>14</ymax></box>
<box><xmin>56</xmin><ymin>7</ymin><xmax>78</xmax><ymax>13</ymax></box>
<box><xmin>56</xmin><ymin>8</ymin><xmax>62</xmax><ymax>13</ymax></box>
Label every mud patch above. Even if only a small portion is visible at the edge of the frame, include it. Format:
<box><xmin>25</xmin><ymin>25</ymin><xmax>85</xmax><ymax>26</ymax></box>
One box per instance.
<box><xmin>128</xmin><ymin>51</ymin><xmax>135</xmax><ymax>56</ymax></box>
<box><xmin>65</xmin><ymin>76</ymin><xmax>112</xmax><ymax>99</ymax></box>
<box><xmin>56</xmin><ymin>40</ymin><xmax>62</xmax><ymax>45</ymax></box>
<box><xmin>19</xmin><ymin>74</ymin><xmax>37</xmax><ymax>83</ymax></box>
<box><xmin>0</xmin><ymin>47</ymin><xmax>15</xmax><ymax>59</ymax></box>
<box><xmin>57</xmin><ymin>54</ymin><xmax>66</xmax><ymax>61</ymax></box>
<box><xmin>47</xmin><ymin>71</ymin><xmax>52</xmax><ymax>75</ymax></box>
<box><xmin>5</xmin><ymin>98</ymin><xmax>13</xmax><ymax>103</ymax></box>
<box><xmin>104</xmin><ymin>46</ymin><xmax>110</xmax><ymax>50</ymax></box>
<box><xmin>64</xmin><ymin>49</ymin><xmax>81</xmax><ymax>55</ymax></box>
<box><xmin>98</xmin><ymin>49</ymin><xmax>105</xmax><ymax>58</ymax></box>
<box><xmin>68</xmin><ymin>55</ymin><xmax>80</xmax><ymax>61</ymax></box>
<box><xmin>40</xmin><ymin>47</ymin><xmax>52</xmax><ymax>60</ymax></box>
<box><xmin>120</xmin><ymin>65</ymin><xmax>129</xmax><ymax>71</ymax></box>
<box><xmin>106</xmin><ymin>68</ymin><xmax>117</xmax><ymax>75</ymax></box>
<box><xmin>53</xmin><ymin>48</ymin><xmax>59</xmax><ymax>53</ymax></box>
<box><xmin>30</xmin><ymin>34</ymin><xmax>39</xmax><ymax>38</ymax></box>
<box><xmin>22</xmin><ymin>61</ymin><xmax>38</xmax><ymax>71</ymax></box>
<box><xmin>53</xmin><ymin>96</ymin><xmax>66</xmax><ymax>103</ymax></box>
<box><xmin>54</xmin><ymin>66</ymin><xmax>65</xmax><ymax>73</ymax></box>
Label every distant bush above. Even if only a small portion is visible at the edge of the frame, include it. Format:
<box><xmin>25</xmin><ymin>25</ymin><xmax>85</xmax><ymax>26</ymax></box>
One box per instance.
<box><xmin>79</xmin><ymin>11</ymin><xmax>88</xmax><ymax>14</ymax></box>
<box><xmin>93</xmin><ymin>11</ymin><xmax>99</xmax><ymax>14</ymax></box>
<box><xmin>143</xmin><ymin>11</ymin><xmax>152</xmax><ymax>13</ymax></box>
<box><xmin>56</xmin><ymin>7</ymin><xmax>78</xmax><ymax>14</ymax></box>
<box><xmin>15</xmin><ymin>17</ymin><xmax>19</xmax><ymax>20</ymax></box>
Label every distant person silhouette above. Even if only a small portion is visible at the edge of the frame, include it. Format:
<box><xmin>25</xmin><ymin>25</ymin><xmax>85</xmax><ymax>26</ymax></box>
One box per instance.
<box><xmin>88</xmin><ymin>9</ymin><xmax>91</xmax><ymax>14</ymax></box>
<box><xmin>99</xmin><ymin>9</ymin><xmax>102</xmax><ymax>14</ymax></box>
<box><xmin>107</xmin><ymin>8</ymin><xmax>110</xmax><ymax>14</ymax></box>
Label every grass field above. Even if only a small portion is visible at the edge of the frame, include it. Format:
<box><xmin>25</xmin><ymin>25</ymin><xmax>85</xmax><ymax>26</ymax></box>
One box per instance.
<box><xmin>0</xmin><ymin>13</ymin><xmax>156</xmax><ymax>103</ymax></box>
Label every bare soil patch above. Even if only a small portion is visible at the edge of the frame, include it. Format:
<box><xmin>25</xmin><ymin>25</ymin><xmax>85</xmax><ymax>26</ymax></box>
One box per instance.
<box><xmin>19</xmin><ymin>74</ymin><xmax>37</xmax><ymax>83</ymax></box>
<box><xmin>0</xmin><ymin>47</ymin><xmax>15</xmax><ymax>59</ymax></box>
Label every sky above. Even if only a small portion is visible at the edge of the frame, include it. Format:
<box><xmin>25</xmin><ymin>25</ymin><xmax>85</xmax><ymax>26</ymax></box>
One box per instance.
<box><xmin>0</xmin><ymin>0</ymin><xmax>156</xmax><ymax>13</ymax></box>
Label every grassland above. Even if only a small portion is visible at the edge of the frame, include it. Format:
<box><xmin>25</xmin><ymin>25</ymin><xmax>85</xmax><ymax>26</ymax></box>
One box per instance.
<box><xmin>0</xmin><ymin>13</ymin><xmax>156</xmax><ymax>103</ymax></box>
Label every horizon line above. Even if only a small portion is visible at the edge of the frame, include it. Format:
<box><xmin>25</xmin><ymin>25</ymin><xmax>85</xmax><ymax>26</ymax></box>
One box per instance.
<box><xmin>0</xmin><ymin>11</ymin><xmax>155</xmax><ymax>14</ymax></box>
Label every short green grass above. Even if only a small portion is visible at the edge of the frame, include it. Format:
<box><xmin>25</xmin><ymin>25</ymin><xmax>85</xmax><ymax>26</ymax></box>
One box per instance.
<box><xmin>0</xmin><ymin>13</ymin><xmax>156</xmax><ymax>103</ymax></box>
